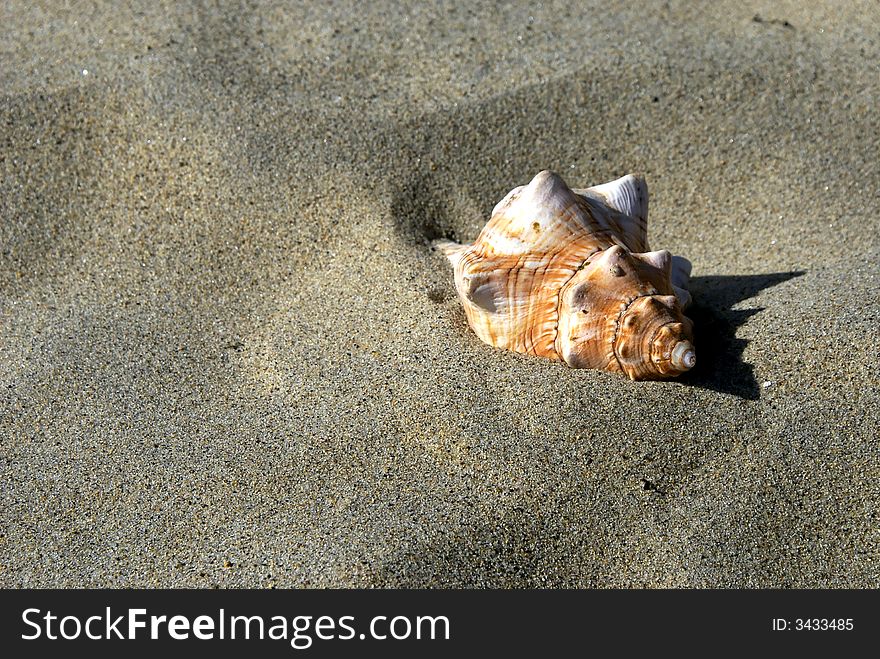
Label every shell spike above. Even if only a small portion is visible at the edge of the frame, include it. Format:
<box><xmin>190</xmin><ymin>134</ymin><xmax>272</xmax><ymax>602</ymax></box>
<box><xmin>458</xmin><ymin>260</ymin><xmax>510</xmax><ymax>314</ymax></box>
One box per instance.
<box><xmin>670</xmin><ymin>255</ymin><xmax>693</xmax><ymax>308</ymax></box>
<box><xmin>671</xmin><ymin>255</ymin><xmax>692</xmax><ymax>289</ymax></box>
<box><xmin>433</xmin><ymin>239</ymin><xmax>467</xmax><ymax>268</ymax></box>
<box><xmin>636</xmin><ymin>249</ymin><xmax>672</xmax><ymax>276</ymax></box>
<box><xmin>525</xmin><ymin>169</ymin><xmax>570</xmax><ymax>197</ymax></box>
<box><xmin>581</xmin><ymin>174</ymin><xmax>648</xmax><ymax>223</ymax></box>
<box><xmin>574</xmin><ymin>174</ymin><xmax>649</xmax><ymax>251</ymax></box>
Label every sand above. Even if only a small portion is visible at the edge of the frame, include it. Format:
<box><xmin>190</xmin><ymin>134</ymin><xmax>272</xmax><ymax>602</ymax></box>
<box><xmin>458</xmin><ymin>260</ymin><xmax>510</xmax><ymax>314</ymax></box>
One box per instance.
<box><xmin>1</xmin><ymin>0</ymin><xmax>878</xmax><ymax>587</ymax></box>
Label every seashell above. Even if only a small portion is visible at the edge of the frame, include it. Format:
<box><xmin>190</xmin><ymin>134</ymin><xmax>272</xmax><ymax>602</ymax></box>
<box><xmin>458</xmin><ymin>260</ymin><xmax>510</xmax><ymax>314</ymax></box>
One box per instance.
<box><xmin>435</xmin><ymin>170</ymin><xmax>695</xmax><ymax>380</ymax></box>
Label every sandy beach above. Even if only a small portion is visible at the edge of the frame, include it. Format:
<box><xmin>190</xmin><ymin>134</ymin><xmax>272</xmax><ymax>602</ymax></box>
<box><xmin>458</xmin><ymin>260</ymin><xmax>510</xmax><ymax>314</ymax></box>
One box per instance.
<box><xmin>1</xmin><ymin>1</ymin><xmax>878</xmax><ymax>587</ymax></box>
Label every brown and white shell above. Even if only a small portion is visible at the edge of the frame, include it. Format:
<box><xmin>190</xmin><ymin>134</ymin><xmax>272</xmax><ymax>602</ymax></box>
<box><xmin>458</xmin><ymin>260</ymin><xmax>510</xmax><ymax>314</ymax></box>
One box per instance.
<box><xmin>435</xmin><ymin>170</ymin><xmax>695</xmax><ymax>380</ymax></box>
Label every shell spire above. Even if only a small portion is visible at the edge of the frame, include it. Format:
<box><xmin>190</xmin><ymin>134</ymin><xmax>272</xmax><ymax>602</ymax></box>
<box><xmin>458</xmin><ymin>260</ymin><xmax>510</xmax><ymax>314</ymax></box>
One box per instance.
<box><xmin>436</xmin><ymin>170</ymin><xmax>695</xmax><ymax>380</ymax></box>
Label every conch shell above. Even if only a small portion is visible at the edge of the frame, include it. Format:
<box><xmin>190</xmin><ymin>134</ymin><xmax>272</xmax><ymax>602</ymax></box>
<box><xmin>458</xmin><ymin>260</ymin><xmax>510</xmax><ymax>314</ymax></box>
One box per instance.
<box><xmin>435</xmin><ymin>170</ymin><xmax>695</xmax><ymax>380</ymax></box>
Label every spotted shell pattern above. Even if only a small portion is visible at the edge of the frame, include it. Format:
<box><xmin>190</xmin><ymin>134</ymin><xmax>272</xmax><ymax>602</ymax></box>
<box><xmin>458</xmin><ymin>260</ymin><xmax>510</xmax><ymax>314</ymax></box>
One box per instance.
<box><xmin>435</xmin><ymin>170</ymin><xmax>695</xmax><ymax>380</ymax></box>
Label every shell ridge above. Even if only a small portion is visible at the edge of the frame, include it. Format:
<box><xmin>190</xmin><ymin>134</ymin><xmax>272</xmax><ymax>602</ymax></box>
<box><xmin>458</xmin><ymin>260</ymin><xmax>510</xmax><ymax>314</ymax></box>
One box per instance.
<box><xmin>575</xmin><ymin>191</ymin><xmax>649</xmax><ymax>252</ymax></box>
<box><xmin>536</xmin><ymin>238</ymin><xmax>607</xmax><ymax>357</ymax></box>
<box><xmin>551</xmin><ymin>248</ymin><xmax>603</xmax><ymax>360</ymax></box>
<box><xmin>609</xmin><ymin>291</ymin><xmax>659</xmax><ymax>376</ymax></box>
<box><xmin>507</xmin><ymin>250</ymin><xmax>530</xmax><ymax>351</ymax></box>
<box><xmin>489</xmin><ymin>186</ymin><xmax>610</xmax><ymax>356</ymax></box>
<box><xmin>527</xmin><ymin>250</ymin><xmax>564</xmax><ymax>356</ymax></box>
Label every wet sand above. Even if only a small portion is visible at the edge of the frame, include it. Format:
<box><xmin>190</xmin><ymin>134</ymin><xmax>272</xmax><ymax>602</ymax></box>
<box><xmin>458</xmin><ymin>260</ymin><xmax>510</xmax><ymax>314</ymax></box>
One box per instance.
<box><xmin>1</xmin><ymin>1</ymin><xmax>878</xmax><ymax>587</ymax></box>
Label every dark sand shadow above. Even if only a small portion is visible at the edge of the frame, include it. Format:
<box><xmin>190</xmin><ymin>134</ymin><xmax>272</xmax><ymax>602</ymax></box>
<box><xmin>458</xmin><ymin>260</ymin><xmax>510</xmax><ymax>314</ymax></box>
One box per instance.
<box><xmin>681</xmin><ymin>272</ymin><xmax>805</xmax><ymax>399</ymax></box>
<box><xmin>389</xmin><ymin>171</ymin><xmax>462</xmax><ymax>247</ymax></box>
<box><xmin>374</xmin><ymin>500</ymin><xmax>607</xmax><ymax>588</ymax></box>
